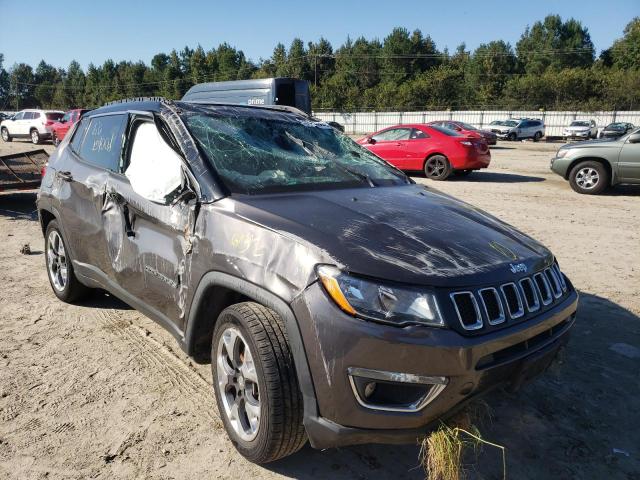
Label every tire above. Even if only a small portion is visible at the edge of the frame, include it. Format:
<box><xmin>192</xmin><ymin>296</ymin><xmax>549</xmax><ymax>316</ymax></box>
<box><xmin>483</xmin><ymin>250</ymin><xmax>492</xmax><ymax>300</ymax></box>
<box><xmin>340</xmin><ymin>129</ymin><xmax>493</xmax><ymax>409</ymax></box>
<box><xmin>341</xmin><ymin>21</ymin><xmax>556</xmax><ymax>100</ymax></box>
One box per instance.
<box><xmin>211</xmin><ymin>302</ymin><xmax>306</xmax><ymax>464</ymax></box>
<box><xmin>52</xmin><ymin>133</ymin><xmax>60</xmax><ymax>146</ymax></box>
<box><xmin>45</xmin><ymin>220</ymin><xmax>89</xmax><ymax>302</ymax></box>
<box><xmin>31</xmin><ymin>129</ymin><xmax>41</xmax><ymax>144</ymax></box>
<box><xmin>507</xmin><ymin>132</ymin><xmax>517</xmax><ymax>141</ymax></box>
<box><xmin>1</xmin><ymin>127</ymin><xmax>11</xmax><ymax>142</ymax></box>
<box><xmin>533</xmin><ymin>131</ymin><xmax>542</xmax><ymax>142</ymax></box>
<box><xmin>568</xmin><ymin>161</ymin><xmax>609</xmax><ymax>195</ymax></box>
<box><xmin>424</xmin><ymin>154</ymin><xmax>452</xmax><ymax>181</ymax></box>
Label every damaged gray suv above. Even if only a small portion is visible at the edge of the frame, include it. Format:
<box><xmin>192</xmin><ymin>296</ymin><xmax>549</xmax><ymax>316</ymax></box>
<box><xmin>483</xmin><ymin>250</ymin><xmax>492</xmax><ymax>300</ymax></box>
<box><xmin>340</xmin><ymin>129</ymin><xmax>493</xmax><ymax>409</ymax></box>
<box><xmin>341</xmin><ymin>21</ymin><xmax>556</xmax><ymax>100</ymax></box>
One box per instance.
<box><xmin>38</xmin><ymin>98</ymin><xmax>578</xmax><ymax>463</ymax></box>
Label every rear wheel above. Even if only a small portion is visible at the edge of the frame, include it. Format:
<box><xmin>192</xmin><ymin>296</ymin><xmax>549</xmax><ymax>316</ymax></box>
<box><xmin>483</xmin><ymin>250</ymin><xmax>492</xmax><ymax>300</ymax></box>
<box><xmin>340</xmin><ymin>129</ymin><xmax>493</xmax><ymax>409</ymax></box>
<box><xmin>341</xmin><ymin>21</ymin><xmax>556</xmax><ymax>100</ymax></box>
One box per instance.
<box><xmin>568</xmin><ymin>161</ymin><xmax>609</xmax><ymax>195</ymax></box>
<box><xmin>31</xmin><ymin>129</ymin><xmax>41</xmax><ymax>144</ymax></box>
<box><xmin>211</xmin><ymin>302</ymin><xmax>306</xmax><ymax>463</ymax></box>
<box><xmin>424</xmin><ymin>155</ymin><xmax>452</xmax><ymax>181</ymax></box>
<box><xmin>1</xmin><ymin>127</ymin><xmax>11</xmax><ymax>142</ymax></box>
<box><xmin>52</xmin><ymin>133</ymin><xmax>60</xmax><ymax>146</ymax></box>
<box><xmin>45</xmin><ymin>220</ymin><xmax>89</xmax><ymax>302</ymax></box>
<box><xmin>533</xmin><ymin>131</ymin><xmax>542</xmax><ymax>142</ymax></box>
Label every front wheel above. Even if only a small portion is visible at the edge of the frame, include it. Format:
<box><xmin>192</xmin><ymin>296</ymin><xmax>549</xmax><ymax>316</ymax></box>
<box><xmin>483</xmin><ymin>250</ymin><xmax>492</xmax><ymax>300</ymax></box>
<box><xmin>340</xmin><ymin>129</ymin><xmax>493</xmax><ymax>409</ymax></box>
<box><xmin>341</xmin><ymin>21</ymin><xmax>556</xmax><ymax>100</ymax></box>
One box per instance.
<box><xmin>1</xmin><ymin>127</ymin><xmax>11</xmax><ymax>142</ymax></box>
<box><xmin>211</xmin><ymin>302</ymin><xmax>306</xmax><ymax>463</ymax></box>
<box><xmin>507</xmin><ymin>132</ymin><xmax>517</xmax><ymax>141</ymax></box>
<box><xmin>31</xmin><ymin>129</ymin><xmax>41</xmax><ymax>144</ymax></box>
<box><xmin>424</xmin><ymin>155</ymin><xmax>452</xmax><ymax>181</ymax></box>
<box><xmin>568</xmin><ymin>161</ymin><xmax>609</xmax><ymax>195</ymax></box>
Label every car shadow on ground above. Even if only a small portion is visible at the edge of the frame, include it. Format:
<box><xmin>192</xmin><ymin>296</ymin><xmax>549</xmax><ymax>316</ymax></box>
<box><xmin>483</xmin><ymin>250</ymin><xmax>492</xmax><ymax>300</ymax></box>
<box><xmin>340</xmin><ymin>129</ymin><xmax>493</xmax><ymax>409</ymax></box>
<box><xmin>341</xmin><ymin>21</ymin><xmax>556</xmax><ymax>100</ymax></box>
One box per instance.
<box><xmin>490</xmin><ymin>145</ymin><xmax>516</xmax><ymax>150</ymax></box>
<box><xmin>602</xmin><ymin>184</ymin><xmax>640</xmax><ymax>196</ymax></box>
<box><xmin>264</xmin><ymin>292</ymin><xmax>640</xmax><ymax>479</ymax></box>
<box><xmin>77</xmin><ymin>289</ymin><xmax>134</xmax><ymax>310</ymax></box>
<box><xmin>0</xmin><ymin>191</ymin><xmax>38</xmax><ymax>221</ymax></box>
<box><xmin>451</xmin><ymin>171</ymin><xmax>545</xmax><ymax>183</ymax></box>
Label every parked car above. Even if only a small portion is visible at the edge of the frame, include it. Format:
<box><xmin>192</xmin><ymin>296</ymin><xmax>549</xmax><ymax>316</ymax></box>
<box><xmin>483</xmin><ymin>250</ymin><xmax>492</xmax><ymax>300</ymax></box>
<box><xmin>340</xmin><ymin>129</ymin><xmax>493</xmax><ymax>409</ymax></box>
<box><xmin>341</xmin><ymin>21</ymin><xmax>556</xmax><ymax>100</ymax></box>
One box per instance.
<box><xmin>490</xmin><ymin>118</ymin><xmax>545</xmax><ymax>141</ymax></box>
<box><xmin>1</xmin><ymin>109</ymin><xmax>64</xmax><ymax>144</ymax></box>
<box><xmin>427</xmin><ymin>120</ymin><xmax>497</xmax><ymax>145</ymax></box>
<box><xmin>38</xmin><ymin>98</ymin><xmax>577</xmax><ymax>464</ymax></box>
<box><xmin>357</xmin><ymin>124</ymin><xmax>490</xmax><ymax>180</ymax></box>
<box><xmin>50</xmin><ymin>109</ymin><xmax>91</xmax><ymax>145</ymax></box>
<box><xmin>599</xmin><ymin>122</ymin><xmax>635</xmax><ymax>139</ymax></box>
<box><xmin>563</xmin><ymin>120</ymin><xmax>597</xmax><ymax>141</ymax></box>
<box><xmin>551</xmin><ymin>128</ymin><xmax>640</xmax><ymax>194</ymax></box>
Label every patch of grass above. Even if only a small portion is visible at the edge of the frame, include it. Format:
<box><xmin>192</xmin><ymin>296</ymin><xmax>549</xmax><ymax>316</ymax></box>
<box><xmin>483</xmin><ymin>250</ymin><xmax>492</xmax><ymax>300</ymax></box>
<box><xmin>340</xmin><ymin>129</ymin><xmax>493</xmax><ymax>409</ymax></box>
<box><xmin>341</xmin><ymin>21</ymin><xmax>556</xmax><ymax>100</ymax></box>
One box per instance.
<box><xmin>419</xmin><ymin>402</ymin><xmax>506</xmax><ymax>480</ymax></box>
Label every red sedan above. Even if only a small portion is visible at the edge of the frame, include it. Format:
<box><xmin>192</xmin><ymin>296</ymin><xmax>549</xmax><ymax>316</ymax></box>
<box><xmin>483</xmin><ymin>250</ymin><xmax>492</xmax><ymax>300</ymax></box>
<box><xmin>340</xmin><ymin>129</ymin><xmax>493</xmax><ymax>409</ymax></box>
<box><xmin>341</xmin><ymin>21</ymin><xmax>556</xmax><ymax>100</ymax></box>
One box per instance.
<box><xmin>357</xmin><ymin>124</ymin><xmax>491</xmax><ymax>180</ymax></box>
<box><xmin>50</xmin><ymin>109</ymin><xmax>91</xmax><ymax>146</ymax></box>
<box><xmin>427</xmin><ymin>120</ymin><xmax>497</xmax><ymax>145</ymax></box>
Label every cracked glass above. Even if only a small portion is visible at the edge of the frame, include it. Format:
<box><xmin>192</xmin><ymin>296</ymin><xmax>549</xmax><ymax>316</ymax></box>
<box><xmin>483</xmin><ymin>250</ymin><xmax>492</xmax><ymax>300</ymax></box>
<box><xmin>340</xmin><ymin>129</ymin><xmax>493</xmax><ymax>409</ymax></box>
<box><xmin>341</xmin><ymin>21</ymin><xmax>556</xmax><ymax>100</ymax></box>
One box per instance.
<box><xmin>179</xmin><ymin>105</ymin><xmax>408</xmax><ymax>194</ymax></box>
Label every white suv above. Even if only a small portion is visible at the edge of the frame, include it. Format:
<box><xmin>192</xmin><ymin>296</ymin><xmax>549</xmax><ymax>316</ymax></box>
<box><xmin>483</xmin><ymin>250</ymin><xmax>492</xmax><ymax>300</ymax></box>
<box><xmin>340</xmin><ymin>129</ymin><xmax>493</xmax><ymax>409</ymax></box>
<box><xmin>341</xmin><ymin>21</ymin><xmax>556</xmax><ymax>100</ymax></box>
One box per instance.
<box><xmin>1</xmin><ymin>109</ymin><xmax>64</xmax><ymax>144</ymax></box>
<box><xmin>491</xmin><ymin>118</ymin><xmax>546</xmax><ymax>141</ymax></box>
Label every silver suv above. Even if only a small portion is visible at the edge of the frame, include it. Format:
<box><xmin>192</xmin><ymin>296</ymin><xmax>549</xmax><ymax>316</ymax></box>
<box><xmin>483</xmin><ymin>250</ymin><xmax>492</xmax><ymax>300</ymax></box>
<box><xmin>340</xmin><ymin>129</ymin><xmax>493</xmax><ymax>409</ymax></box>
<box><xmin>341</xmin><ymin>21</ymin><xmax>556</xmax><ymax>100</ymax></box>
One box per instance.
<box><xmin>491</xmin><ymin>118</ymin><xmax>545</xmax><ymax>142</ymax></box>
<box><xmin>563</xmin><ymin>120</ymin><xmax>597</xmax><ymax>141</ymax></box>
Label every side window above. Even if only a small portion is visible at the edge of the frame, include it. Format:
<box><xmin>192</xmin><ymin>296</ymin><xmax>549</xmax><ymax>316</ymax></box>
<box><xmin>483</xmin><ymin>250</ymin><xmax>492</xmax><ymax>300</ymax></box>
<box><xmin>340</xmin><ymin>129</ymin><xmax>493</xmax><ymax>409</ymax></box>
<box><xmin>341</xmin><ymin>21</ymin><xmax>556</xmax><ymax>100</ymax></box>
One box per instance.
<box><xmin>70</xmin><ymin>118</ymin><xmax>89</xmax><ymax>152</ymax></box>
<box><xmin>125</xmin><ymin>121</ymin><xmax>184</xmax><ymax>203</ymax></box>
<box><xmin>372</xmin><ymin>128</ymin><xmax>411</xmax><ymax>142</ymax></box>
<box><xmin>23</xmin><ymin>112</ymin><xmax>34</xmax><ymax>120</ymax></box>
<box><xmin>13</xmin><ymin>112</ymin><xmax>24</xmax><ymax>120</ymax></box>
<box><xmin>32</xmin><ymin>112</ymin><xmax>41</xmax><ymax>120</ymax></box>
<box><xmin>520</xmin><ymin>121</ymin><xmax>530</xmax><ymax>128</ymax></box>
<box><xmin>410</xmin><ymin>128</ymin><xmax>429</xmax><ymax>140</ymax></box>
<box><xmin>78</xmin><ymin>114</ymin><xmax>127</xmax><ymax>171</ymax></box>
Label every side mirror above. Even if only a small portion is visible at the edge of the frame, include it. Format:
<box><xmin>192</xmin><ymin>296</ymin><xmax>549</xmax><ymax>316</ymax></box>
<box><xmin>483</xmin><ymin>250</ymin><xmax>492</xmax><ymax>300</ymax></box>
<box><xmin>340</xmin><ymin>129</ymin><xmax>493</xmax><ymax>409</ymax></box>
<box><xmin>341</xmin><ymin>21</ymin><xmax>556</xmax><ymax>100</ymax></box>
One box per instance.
<box><xmin>628</xmin><ymin>133</ymin><xmax>640</xmax><ymax>144</ymax></box>
<box><xmin>126</xmin><ymin>123</ymin><xmax>185</xmax><ymax>204</ymax></box>
<box><xmin>367</xmin><ymin>137</ymin><xmax>376</xmax><ymax>145</ymax></box>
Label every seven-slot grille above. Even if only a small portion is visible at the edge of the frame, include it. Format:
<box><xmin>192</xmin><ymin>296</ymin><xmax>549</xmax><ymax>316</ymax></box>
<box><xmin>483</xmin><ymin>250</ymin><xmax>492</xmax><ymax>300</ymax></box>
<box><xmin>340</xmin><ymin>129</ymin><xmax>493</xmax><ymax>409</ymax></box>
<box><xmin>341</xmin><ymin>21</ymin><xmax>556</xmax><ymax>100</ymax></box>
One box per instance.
<box><xmin>450</xmin><ymin>263</ymin><xmax>568</xmax><ymax>332</ymax></box>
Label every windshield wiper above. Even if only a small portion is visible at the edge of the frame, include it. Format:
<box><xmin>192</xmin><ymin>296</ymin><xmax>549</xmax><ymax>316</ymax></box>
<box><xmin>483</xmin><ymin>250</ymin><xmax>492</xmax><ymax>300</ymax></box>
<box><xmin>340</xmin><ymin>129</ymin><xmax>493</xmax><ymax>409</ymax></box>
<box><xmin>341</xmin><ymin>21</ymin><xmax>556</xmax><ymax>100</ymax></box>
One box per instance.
<box><xmin>338</xmin><ymin>165</ymin><xmax>377</xmax><ymax>187</ymax></box>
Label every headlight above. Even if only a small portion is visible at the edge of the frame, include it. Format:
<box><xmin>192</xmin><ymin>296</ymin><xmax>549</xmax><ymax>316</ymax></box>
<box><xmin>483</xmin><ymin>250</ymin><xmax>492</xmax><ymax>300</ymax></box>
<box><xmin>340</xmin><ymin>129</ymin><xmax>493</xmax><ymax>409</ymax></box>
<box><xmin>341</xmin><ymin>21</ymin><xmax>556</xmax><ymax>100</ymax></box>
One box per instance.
<box><xmin>556</xmin><ymin>149</ymin><xmax>569</xmax><ymax>158</ymax></box>
<box><xmin>317</xmin><ymin>265</ymin><xmax>444</xmax><ymax>327</ymax></box>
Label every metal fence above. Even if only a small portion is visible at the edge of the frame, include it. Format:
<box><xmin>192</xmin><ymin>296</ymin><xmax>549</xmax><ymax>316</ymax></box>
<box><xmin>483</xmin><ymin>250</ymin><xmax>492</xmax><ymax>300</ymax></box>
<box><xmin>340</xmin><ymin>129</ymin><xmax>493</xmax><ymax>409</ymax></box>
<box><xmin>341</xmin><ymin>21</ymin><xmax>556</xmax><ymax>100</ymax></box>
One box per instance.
<box><xmin>314</xmin><ymin>110</ymin><xmax>640</xmax><ymax>137</ymax></box>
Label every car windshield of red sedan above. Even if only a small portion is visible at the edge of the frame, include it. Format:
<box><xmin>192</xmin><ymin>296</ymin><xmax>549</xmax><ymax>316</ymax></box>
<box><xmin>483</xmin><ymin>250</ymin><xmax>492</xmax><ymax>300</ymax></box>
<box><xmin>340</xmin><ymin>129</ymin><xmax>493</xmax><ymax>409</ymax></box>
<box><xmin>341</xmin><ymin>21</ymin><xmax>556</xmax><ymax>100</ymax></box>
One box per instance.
<box><xmin>182</xmin><ymin>106</ymin><xmax>408</xmax><ymax>194</ymax></box>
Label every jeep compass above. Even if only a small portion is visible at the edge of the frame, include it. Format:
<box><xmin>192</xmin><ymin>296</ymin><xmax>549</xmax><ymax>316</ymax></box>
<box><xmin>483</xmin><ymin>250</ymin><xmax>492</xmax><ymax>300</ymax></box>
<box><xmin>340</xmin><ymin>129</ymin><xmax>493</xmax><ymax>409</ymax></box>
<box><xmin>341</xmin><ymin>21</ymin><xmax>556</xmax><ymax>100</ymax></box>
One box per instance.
<box><xmin>37</xmin><ymin>98</ymin><xmax>578</xmax><ymax>463</ymax></box>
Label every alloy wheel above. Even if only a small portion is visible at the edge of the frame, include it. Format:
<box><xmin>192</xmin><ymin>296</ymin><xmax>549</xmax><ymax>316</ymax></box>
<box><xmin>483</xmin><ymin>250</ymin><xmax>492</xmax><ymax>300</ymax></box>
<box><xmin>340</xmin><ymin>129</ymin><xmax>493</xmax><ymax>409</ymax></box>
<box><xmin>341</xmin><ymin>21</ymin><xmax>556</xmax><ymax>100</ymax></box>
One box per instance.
<box><xmin>31</xmin><ymin>130</ymin><xmax>39</xmax><ymax>144</ymax></box>
<box><xmin>216</xmin><ymin>327</ymin><xmax>261</xmax><ymax>442</ymax></box>
<box><xmin>575</xmin><ymin>167</ymin><xmax>600</xmax><ymax>190</ymax></box>
<box><xmin>1</xmin><ymin>129</ymin><xmax>8</xmax><ymax>141</ymax></box>
<box><xmin>47</xmin><ymin>230</ymin><xmax>68</xmax><ymax>292</ymax></box>
<box><xmin>426</xmin><ymin>157</ymin><xmax>446</xmax><ymax>178</ymax></box>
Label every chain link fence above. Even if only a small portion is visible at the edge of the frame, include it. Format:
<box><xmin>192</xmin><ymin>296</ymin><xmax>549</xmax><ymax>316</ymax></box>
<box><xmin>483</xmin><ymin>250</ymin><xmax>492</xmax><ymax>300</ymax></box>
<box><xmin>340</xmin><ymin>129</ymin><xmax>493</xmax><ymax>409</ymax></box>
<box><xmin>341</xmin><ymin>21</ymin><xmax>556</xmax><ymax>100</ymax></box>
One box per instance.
<box><xmin>314</xmin><ymin>110</ymin><xmax>640</xmax><ymax>137</ymax></box>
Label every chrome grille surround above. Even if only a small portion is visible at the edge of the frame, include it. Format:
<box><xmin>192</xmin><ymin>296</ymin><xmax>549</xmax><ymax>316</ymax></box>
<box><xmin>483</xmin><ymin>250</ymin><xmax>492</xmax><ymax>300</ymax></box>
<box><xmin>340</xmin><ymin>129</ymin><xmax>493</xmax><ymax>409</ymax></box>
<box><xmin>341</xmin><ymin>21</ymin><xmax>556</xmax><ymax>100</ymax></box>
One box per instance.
<box><xmin>478</xmin><ymin>287</ymin><xmax>506</xmax><ymax>325</ymax></box>
<box><xmin>518</xmin><ymin>277</ymin><xmax>540</xmax><ymax>312</ymax></box>
<box><xmin>449</xmin><ymin>264</ymin><xmax>569</xmax><ymax>332</ymax></box>
<box><xmin>500</xmin><ymin>282</ymin><xmax>525</xmax><ymax>319</ymax></box>
<box><xmin>450</xmin><ymin>291</ymin><xmax>483</xmax><ymax>331</ymax></box>
<box><xmin>534</xmin><ymin>272</ymin><xmax>553</xmax><ymax>305</ymax></box>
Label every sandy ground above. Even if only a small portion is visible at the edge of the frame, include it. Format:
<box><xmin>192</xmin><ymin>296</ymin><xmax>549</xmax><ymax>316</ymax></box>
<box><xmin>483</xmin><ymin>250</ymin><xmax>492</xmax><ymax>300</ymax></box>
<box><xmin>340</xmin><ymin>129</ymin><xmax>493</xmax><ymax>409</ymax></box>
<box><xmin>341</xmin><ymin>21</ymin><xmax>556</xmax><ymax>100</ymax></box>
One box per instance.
<box><xmin>0</xmin><ymin>138</ymin><xmax>639</xmax><ymax>479</ymax></box>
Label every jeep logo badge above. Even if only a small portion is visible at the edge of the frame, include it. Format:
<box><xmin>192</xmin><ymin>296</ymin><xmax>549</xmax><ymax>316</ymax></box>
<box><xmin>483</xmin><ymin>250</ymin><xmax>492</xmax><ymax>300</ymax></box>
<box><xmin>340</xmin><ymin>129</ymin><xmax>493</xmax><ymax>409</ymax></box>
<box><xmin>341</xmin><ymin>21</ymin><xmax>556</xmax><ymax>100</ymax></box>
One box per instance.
<box><xmin>509</xmin><ymin>263</ymin><xmax>527</xmax><ymax>274</ymax></box>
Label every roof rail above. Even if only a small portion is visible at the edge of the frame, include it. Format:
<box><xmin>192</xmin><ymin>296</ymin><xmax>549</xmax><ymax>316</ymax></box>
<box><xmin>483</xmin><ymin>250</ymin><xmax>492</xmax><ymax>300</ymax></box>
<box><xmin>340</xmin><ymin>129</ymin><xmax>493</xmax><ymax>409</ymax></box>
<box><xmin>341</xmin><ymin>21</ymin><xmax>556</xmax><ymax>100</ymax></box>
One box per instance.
<box><xmin>104</xmin><ymin>96</ymin><xmax>170</xmax><ymax>106</ymax></box>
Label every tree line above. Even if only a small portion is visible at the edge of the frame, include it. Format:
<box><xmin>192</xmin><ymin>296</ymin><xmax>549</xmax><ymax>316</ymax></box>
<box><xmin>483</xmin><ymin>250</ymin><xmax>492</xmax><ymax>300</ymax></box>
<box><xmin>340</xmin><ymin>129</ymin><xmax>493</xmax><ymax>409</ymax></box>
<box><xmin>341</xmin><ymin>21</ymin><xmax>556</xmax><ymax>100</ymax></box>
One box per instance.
<box><xmin>1</xmin><ymin>15</ymin><xmax>639</xmax><ymax>112</ymax></box>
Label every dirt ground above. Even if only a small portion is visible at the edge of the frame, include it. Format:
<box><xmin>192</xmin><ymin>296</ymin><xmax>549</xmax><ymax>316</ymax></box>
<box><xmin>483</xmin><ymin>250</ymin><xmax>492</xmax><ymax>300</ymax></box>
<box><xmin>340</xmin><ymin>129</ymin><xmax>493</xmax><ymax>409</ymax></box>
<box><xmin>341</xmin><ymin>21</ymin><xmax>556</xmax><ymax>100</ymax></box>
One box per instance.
<box><xmin>0</xmin><ymin>139</ymin><xmax>638</xmax><ymax>480</ymax></box>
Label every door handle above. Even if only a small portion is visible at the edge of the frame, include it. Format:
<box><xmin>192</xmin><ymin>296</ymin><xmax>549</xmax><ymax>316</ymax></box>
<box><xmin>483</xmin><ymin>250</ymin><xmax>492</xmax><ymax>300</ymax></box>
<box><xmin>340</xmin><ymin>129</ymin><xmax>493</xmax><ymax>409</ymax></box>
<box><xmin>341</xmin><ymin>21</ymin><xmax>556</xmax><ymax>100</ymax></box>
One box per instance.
<box><xmin>56</xmin><ymin>171</ymin><xmax>73</xmax><ymax>182</ymax></box>
<box><xmin>394</xmin><ymin>142</ymin><xmax>402</xmax><ymax>146</ymax></box>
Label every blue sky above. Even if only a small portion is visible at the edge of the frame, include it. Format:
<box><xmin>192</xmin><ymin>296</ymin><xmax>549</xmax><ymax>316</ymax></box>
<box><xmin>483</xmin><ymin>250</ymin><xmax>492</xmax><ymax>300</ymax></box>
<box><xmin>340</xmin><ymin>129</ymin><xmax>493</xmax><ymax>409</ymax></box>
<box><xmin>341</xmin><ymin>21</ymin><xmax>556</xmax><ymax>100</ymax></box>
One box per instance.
<box><xmin>1</xmin><ymin>0</ymin><xmax>637</xmax><ymax>69</ymax></box>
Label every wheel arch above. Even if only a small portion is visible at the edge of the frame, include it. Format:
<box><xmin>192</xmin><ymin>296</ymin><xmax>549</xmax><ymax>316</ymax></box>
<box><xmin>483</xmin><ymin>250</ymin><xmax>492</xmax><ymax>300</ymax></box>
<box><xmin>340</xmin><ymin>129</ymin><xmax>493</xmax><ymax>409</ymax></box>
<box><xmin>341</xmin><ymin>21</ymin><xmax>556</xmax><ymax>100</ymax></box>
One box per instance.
<box><xmin>565</xmin><ymin>157</ymin><xmax>614</xmax><ymax>184</ymax></box>
<box><xmin>183</xmin><ymin>271</ymin><xmax>319</xmax><ymax>419</ymax></box>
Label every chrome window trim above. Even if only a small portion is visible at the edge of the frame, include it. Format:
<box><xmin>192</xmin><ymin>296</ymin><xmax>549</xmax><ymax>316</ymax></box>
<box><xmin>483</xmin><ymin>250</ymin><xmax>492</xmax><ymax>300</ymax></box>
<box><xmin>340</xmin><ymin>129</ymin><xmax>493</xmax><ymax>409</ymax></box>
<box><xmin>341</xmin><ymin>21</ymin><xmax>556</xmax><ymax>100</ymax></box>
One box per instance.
<box><xmin>450</xmin><ymin>291</ymin><xmax>483</xmax><ymax>331</ymax></box>
<box><xmin>518</xmin><ymin>277</ymin><xmax>540</xmax><ymax>312</ymax></box>
<box><xmin>478</xmin><ymin>287</ymin><xmax>506</xmax><ymax>325</ymax></box>
<box><xmin>534</xmin><ymin>273</ymin><xmax>553</xmax><ymax>305</ymax></box>
<box><xmin>347</xmin><ymin>367</ymin><xmax>448</xmax><ymax>413</ymax></box>
<box><xmin>545</xmin><ymin>268</ymin><xmax>563</xmax><ymax>299</ymax></box>
<box><xmin>500</xmin><ymin>282</ymin><xmax>525</xmax><ymax>319</ymax></box>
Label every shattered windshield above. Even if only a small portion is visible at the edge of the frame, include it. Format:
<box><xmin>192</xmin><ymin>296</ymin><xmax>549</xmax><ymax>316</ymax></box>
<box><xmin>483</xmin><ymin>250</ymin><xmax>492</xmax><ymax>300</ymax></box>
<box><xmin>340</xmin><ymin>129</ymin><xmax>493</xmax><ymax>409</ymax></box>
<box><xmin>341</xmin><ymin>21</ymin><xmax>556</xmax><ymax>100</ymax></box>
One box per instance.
<box><xmin>180</xmin><ymin>105</ymin><xmax>408</xmax><ymax>194</ymax></box>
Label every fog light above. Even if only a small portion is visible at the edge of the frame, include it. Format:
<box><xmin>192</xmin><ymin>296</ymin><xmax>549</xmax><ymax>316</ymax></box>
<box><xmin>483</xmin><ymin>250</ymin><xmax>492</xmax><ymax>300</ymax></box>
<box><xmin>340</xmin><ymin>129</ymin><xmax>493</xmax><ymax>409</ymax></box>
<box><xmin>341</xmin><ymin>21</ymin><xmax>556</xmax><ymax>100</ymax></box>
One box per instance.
<box><xmin>364</xmin><ymin>381</ymin><xmax>376</xmax><ymax>399</ymax></box>
<box><xmin>348</xmin><ymin>367</ymin><xmax>447</xmax><ymax>412</ymax></box>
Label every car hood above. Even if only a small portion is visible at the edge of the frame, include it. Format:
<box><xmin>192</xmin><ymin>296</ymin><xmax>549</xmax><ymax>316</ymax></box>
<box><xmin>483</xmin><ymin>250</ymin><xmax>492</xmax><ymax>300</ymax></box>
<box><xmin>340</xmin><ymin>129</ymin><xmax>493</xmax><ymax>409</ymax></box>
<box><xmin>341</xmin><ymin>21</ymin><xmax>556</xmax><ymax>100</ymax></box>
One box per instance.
<box><xmin>562</xmin><ymin>137</ymin><xmax>620</xmax><ymax>149</ymax></box>
<box><xmin>232</xmin><ymin>185</ymin><xmax>552</xmax><ymax>287</ymax></box>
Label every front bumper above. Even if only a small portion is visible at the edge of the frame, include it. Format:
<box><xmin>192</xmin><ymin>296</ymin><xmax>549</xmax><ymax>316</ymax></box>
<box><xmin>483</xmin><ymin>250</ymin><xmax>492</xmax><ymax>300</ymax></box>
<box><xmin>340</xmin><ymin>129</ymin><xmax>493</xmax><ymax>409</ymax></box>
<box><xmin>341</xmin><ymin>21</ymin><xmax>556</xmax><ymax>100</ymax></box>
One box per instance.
<box><xmin>564</xmin><ymin>131</ymin><xmax>590</xmax><ymax>139</ymax></box>
<box><xmin>294</xmin><ymin>281</ymin><xmax>578</xmax><ymax>448</ymax></box>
